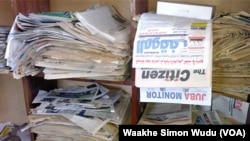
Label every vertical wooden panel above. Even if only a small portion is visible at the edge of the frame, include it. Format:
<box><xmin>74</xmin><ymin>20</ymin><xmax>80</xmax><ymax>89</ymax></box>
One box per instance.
<box><xmin>50</xmin><ymin>0</ymin><xmax>100</xmax><ymax>12</ymax></box>
<box><xmin>0</xmin><ymin>0</ymin><xmax>14</xmax><ymax>25</ymax></box>
<box><xmin>11</xmin><ymin>0</ymin><xmax>50</xmax><ymax>16</ymax></box>
<box><xmin>130</xmin><ymin>0</ymin><xmax>148</xmax><ymax>16</ymax></box>
<box><xmin>22</xmin><ymin>76</ymin><xmax>57</xmax><ymax>113</ymax></box>
<box><xmin>0</xmin><ymin>74</ymin><xmax>28</xmax><ymax>125</ymax></box>
<box><xmin>130</xmin><ymin>0</ymin><xmax>148</xmax><ymax>124</ymax></box>
<box><xmin>50</xmin><ymin>0</ymin><xmax>130</xmax><ymax>20</ymax></box>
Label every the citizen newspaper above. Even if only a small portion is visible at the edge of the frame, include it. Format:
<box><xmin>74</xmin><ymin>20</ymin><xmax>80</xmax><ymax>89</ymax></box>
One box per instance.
<box><xmin>135</xmin><ymin>38</ymin><xmax>212</xmax><ymax>88</ymax></box>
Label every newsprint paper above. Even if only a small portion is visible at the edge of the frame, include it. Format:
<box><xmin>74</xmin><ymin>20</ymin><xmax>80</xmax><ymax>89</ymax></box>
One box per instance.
<box><xmin>140</xmin><ymin>87</ymin><xmax>212</xmax><ymax>106</ymax></box>
<box><xmin>138</xmin><ymin>103</ymin><xmax>192</xmax><ymax>125</ymax></box>
<box><xmin>132</xmin><ymin>13</ymin><xmax>212</xmax><ymax>69</ymax></box>
<box><xmin>135</xmin><ymin>67</ymin><xmax>211</xmax><ymax>88</ymax></box>
<box><xmin>135</xmin><ymin>39</ymin><xmax>213</xmax><ymax>88</ymax></box>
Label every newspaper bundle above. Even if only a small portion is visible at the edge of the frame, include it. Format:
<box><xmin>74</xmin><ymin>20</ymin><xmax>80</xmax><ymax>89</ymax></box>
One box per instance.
<box><xmin>22</xmin><ymin>83</ymin><xmax>131</xmax><ymax>141</ymax></box>
<box><xmin>5</xmin><ymin>5</ymin><xmax>131</xmax><ymax>80</ymax></box>
<box><xmin>212</xmin><ymin>11</ymin><xmax>250</xmax><ymax>101</ymax></box>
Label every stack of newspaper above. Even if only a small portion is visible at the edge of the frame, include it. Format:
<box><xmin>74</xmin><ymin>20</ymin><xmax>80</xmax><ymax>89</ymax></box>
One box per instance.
<box><xmin>212</xmin><ymin>11</ymin><xmax>250</xmax><ymax>101</ymax></box>
<box><xmin>0</xmin><ymin>26</ymin><xmax>10</xmax><ymax>74</ymax></box>
<box><xmin>22</xmin><ymin>83</ymin><xmax>131</xmax><ymax>141</ymax></box>
<box><xmin>132</xmin><ymin>2</ymin><xmax>213</xmax><ymax>106</ymax></box>
<box><xmin>5</xmin><ymin>5</ymin><xmax>131</xmax><ymax>81</ymax></box>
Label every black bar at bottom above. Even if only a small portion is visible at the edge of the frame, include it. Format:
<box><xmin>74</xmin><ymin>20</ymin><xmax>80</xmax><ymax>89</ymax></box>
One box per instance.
<box><xmin>119</xmin><ymin>125</ymin><xmax>250</xmax><ymax>140</ymax></box>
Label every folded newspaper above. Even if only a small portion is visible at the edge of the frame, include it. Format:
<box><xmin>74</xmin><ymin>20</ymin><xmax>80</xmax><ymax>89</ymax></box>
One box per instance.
<box><xmin>211</xmin><ymin>93</ymin><xmax>249</xmax><ymax>124</ymax></box>
<box><xmin>138</xmin><ymin>102</ymin><xmax>192</xmax><ymax>125</ymax></box>
<box><xmin>74</xmin><ymin>5</ymin><xmax>131</xmax><ymax>44</ymax></box>
<box><xmin>195</xmin><ymin>110</ymin><xmax>224</xmax><ymax>125</ymax></box>
<box><xmin>31</xmin><ymin>83</ymin><xmax>122</xmax><ymax>112</ymax></box>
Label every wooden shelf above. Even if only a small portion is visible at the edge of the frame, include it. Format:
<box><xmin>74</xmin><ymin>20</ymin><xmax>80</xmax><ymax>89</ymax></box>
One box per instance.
<box><xmin>34</xmin><ymin>70</ymin><xmax>135</xmax><ymax>86</ymax></box>
<box><xmin>9</xmin><ymin>1</ymin><xmax>148</xmax><ymax>134</ymax></box>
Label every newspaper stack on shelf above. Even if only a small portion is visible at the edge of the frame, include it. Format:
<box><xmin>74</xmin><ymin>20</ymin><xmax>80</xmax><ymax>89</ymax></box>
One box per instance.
<box><xmin>212</xmin><ymin>11</ymin><xmax>250</xmax><ymax>101</ymax></box>
<box><xmin>5</xmin><ymin>5</ymin><xmax>131</xmax><ymax>81</ymax></box>
<box><xmin>132</xmin><ymin>2</ymin><xmax>213</xmax><ymax>106</ymax></box>
<box><xmin>22</xmin><ymin>83</ymin><xmax>131</xmax><ymax>141</ymax></box>
<box><xmin>0</xmin><ymin>26</ymin><xmax>11</xmax><ymax>74</ymax></box>
<box><xmin>25</xmin><ymin>114</ymin><xmax>119</xmax><ymax>141</ymax></box>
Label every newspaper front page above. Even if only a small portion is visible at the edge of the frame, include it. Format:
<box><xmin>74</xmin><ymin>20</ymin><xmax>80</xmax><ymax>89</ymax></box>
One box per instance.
<box><xmin>132</xmin><ymin>13</ymin><xmax>213</xmax><ymax>69</ymax></box>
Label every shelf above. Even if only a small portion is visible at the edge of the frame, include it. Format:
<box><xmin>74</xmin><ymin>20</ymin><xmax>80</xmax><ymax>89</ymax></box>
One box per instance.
<box><xmin>34</xmin><ymin>68</ymin><xmax>135</xmax><ymax>86</ymax></box>
<box><xmin>8</xmin><ymin>0</ymin><xmax>147</xmax><ymax>133</ymax></box>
